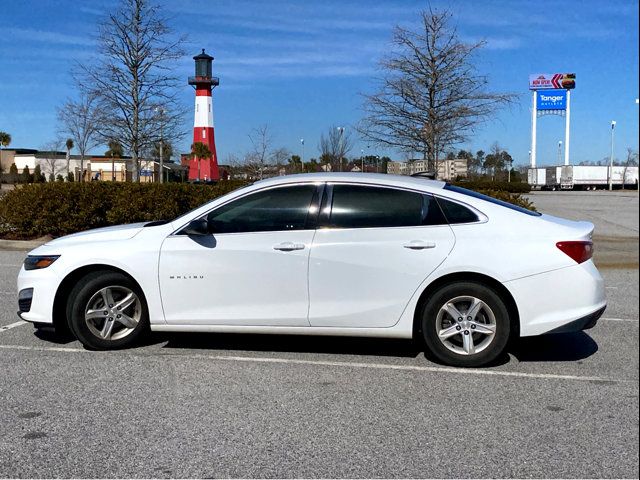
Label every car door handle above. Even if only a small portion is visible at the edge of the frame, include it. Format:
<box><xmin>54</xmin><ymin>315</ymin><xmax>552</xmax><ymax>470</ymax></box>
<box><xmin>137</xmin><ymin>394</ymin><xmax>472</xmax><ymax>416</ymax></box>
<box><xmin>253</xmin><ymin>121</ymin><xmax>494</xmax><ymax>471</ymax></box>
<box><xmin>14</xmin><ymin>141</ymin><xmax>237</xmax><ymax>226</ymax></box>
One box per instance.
<box><xmin>403</xmin><ymin>240</ymin><xmax>436</xmax><ymax>250</ymax></box>
<box><xmin>273</xmin><ymin>242</ymin><xmax>305</xmax><ymax>252</ymax></box>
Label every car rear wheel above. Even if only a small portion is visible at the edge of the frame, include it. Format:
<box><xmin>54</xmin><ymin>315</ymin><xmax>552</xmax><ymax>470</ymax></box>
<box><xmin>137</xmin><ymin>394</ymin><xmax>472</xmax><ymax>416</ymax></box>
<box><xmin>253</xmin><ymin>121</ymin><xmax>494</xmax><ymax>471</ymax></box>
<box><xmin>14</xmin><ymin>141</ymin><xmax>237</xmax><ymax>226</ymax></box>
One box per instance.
<box><xmin>421</xmin><ymin>282</ymin><xmax>511</xmax><ymax>367</ymax></box>
<box><xmin>67</xmin><ymin>271</ymin><xmax>149</xmax><ymax>350</ymax></box>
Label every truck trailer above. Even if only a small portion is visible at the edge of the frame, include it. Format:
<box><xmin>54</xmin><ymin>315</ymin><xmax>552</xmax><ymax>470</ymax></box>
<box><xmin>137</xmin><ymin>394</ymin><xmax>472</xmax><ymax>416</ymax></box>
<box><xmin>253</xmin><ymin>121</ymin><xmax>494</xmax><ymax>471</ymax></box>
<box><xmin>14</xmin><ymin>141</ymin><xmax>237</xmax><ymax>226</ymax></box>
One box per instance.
<box><xmin>528</xmin><ymin>166</ymin><xmax>639</xmax><ymax>190</ymax></box>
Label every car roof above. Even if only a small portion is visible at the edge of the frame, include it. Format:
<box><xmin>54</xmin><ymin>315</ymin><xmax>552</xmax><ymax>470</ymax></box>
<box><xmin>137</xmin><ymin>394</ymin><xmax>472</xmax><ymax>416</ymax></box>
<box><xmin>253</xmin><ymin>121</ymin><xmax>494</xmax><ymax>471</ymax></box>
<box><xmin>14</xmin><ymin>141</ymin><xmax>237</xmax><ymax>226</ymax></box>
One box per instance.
<box><xmin>252</xmin><ymin>172</ymin><xmax>446</xmax><ymax>191</ymax></box>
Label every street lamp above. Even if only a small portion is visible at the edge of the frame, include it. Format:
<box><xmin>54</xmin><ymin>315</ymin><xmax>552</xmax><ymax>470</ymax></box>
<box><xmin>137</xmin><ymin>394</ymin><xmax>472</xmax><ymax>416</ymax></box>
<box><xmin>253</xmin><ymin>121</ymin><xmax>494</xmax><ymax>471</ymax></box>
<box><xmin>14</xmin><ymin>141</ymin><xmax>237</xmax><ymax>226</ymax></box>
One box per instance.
<box><xmin>609</xmin><ymin>120</ymin><xmax>616</xmax><ymax>191</ymax></box>
<box><xmin>361</xmin><ymin>149</ymin><xmax>364</xmax><ymax>172</ymax></box>
<box><xmin>375</xmin><ymin>155</ymin><xmax>380</xmax><ymax>173</ymax></box>
<box><xmin>300</xmin><ymin>138</ymin><xmax>305</xmax><ymax>173</ymax></box>
<box><xmin>336</xmin><ymin>127</ymin><xmax>345</xmax><ymax>172</ymax></box>
<box><xmin>557</xmin><ymin>141</ymin><xmax>563</xmax><ymax>165</ymax></box>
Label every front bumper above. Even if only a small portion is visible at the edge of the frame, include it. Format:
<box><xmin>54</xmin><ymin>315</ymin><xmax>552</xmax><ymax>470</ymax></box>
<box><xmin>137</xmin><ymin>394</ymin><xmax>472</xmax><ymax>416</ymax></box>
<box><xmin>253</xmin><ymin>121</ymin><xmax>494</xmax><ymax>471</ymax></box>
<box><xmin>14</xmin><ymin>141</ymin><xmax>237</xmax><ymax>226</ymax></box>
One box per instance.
<box><xmin>16</xmin><ymin>265</ymin><xmax>60</xmax><ymax>325</ymax></box>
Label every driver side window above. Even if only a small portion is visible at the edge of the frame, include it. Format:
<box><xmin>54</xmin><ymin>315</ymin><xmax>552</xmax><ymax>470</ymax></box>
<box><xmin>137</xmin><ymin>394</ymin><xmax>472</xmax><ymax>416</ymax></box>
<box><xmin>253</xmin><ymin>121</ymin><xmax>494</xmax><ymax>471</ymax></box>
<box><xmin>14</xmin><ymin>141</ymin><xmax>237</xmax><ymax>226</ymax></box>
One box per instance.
<box><xmin>206</xmin><ymin>184</ymin><xmax>317</xmax><ymax>234</ymax></box>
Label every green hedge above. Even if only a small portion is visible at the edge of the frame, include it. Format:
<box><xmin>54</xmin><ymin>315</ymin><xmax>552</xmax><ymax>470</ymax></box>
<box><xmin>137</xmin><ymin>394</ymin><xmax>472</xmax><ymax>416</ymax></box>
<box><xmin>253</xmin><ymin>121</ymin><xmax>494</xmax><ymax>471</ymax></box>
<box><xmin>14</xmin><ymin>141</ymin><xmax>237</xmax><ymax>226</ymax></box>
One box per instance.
<box><xmin>476</xmin><ymin>189</ymin><xmax>536</xmax><ymax>212</ymax></box>
<box><xmin>0</xmin><ymin>181</ymin><xmax>247</xmax><ymax>238</ymax></box>
<box><xmin>452</xmin><ymin>180</ymin><xmax>531</xmax><ymax>194</ymax></box>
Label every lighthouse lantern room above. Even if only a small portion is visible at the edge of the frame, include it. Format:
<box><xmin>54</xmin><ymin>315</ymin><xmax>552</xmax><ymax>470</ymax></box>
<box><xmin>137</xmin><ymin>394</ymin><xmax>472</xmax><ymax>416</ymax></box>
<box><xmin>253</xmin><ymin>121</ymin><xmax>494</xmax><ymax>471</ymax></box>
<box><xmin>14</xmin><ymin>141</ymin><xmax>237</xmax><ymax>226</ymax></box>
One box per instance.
<box><xmin>188</xmin><ymin>49</ymin><xmax>220</xmax><ymax>181</ymax></box>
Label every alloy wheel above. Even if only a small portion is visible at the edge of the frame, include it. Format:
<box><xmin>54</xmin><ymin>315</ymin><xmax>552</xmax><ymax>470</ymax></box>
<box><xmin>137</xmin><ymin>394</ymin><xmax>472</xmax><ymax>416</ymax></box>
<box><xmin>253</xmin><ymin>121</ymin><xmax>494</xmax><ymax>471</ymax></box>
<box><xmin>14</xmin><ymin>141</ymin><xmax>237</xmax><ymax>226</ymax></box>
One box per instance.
<box><xmin>84</xmin><ymin>286</ymin><xmax>141</xmax><ymax>341</ymax></box>
<box><xmin>435</xmin><ymin>295</ymin><xmax>497</xmax><ymax>355</ymax></box>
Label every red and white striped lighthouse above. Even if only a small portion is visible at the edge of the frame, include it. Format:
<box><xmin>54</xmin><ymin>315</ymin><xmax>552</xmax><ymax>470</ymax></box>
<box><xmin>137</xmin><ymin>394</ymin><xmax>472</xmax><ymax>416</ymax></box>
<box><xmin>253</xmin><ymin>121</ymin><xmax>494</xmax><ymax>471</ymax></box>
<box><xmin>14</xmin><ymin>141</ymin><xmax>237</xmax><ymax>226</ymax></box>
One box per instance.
<box><xmin>188</xmin><ymin>49</ymin><xmax>220</xmax><ymax>181</ymax></box>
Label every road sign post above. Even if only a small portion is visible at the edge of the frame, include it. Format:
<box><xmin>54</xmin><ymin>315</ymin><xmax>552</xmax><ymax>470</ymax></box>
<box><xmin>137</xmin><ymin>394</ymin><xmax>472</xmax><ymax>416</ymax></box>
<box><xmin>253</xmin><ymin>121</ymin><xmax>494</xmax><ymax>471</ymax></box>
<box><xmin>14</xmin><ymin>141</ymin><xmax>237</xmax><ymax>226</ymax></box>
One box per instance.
<box><xmin>529</xmin><ymin>74</ymin><xmax>575</xmax><ymax>170</ymax></box>
<box><xmin>565</xmin><ymin>90</ymin><xmax>571</xmax><ymax>166</ymax></box>
<box><xmin>531</xmin><ymin>91</ymin><xmax>537</xmax><ymax>168</ymax></box>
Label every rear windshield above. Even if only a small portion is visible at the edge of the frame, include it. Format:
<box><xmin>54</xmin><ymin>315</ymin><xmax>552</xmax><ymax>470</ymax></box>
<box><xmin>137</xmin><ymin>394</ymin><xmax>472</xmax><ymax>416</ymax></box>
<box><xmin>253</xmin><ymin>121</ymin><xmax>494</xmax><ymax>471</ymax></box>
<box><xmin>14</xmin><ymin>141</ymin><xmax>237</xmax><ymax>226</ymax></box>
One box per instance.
<box><xmin>443</xmin><ymin>184</ymin><xmax>542</xmax><ymax>217</ymax></box>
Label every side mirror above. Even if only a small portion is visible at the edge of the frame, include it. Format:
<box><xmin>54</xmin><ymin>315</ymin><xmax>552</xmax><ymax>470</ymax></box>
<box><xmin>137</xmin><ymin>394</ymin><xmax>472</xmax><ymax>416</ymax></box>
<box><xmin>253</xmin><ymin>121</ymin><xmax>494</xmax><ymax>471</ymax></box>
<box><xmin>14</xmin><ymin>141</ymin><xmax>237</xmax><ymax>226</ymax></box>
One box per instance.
<box><xmin>182</xmin><ymin>218</ymin><xmax>210</xmax><ymax>236</ymax></box>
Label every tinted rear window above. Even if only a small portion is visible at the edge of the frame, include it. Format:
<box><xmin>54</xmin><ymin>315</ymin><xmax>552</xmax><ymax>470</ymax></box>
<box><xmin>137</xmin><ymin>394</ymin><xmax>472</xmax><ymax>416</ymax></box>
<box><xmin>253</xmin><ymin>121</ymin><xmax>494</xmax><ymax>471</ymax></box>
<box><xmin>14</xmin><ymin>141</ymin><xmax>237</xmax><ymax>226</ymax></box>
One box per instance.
<box><xmin>443</xmin><ymin>184</ymin><xmax>541</xmax><ymax>217</ymax></box>
<box><xmin>436</xmin><ymin>197</ymin><xmax>480</xmax><ymax>224</ymax></box>
<box><xmin>328</xmin><ymin>185</ymin><xmax>447</xmax><ymax>228</ymax></box>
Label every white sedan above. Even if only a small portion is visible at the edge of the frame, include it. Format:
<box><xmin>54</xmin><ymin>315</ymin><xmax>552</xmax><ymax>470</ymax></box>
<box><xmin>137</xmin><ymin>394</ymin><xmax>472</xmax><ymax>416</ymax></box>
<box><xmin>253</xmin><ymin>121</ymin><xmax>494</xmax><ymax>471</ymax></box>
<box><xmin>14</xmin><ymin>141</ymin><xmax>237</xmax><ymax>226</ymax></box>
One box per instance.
<box><xmin>17</xmin><ymin>173</ymin><xmax>606</xmax><ymax>367</ymax></box>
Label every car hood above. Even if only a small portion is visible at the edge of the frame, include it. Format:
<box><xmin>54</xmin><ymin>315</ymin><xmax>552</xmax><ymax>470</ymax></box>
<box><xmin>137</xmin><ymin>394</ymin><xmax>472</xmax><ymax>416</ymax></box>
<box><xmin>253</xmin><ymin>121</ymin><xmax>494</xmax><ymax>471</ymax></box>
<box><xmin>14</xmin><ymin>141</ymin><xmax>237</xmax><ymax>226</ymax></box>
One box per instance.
<box><xmin>43</xmin><ymin>223</ymin><xmax>148</xmax><ymax>247</ymax></box>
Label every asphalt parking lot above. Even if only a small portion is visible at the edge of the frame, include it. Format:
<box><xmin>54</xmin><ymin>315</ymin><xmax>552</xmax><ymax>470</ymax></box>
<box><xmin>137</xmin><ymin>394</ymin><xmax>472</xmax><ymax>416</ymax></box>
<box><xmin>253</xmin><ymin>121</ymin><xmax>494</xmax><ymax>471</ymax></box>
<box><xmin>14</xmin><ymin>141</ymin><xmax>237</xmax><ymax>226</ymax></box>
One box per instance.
<box><xmin>0</xmin><ymin>191</ymin><xmax>638</xmax><ymax>478</ymax></box>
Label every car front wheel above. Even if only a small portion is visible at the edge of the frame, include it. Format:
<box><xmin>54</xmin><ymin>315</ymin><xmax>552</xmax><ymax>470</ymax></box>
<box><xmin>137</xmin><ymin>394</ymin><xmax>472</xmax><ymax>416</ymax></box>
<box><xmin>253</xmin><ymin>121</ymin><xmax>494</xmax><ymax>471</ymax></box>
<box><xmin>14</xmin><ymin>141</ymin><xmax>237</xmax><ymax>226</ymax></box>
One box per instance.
<box><xmin>67</xmin><ymin>271</ymin><xmax>149</xmax><ymax>350</ymax></box>
<box><xmin>421</xmin><ymin>282</ymin><xmax>511</xmax><ymax>367</ymax></box>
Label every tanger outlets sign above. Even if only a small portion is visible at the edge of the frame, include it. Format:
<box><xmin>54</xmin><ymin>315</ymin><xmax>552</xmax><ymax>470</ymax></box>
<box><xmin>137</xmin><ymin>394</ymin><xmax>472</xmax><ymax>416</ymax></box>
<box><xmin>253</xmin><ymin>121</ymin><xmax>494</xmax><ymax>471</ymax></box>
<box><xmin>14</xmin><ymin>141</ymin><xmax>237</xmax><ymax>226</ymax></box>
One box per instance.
<box><xmin>529</xmin><ymin>73</ymin><xmax>576</xmax><ymax>90</ymax></box>
<box><xmin>537</xmin><ymin>89</ymin><xmax>567</xmax><ymax>110</ymax></box>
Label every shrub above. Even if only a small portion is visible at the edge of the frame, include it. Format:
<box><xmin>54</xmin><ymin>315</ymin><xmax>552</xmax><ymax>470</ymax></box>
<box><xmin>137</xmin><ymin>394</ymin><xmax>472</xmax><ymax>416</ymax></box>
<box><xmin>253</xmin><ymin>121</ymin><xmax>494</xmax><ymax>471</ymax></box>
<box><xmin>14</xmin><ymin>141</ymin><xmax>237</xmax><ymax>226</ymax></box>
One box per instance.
<box><xmin>476</xmin><ymin>189</ymin><xmax>536</xmax><ymax>211</ymax></box>
<box><xmin>452</xmin><ymin>180</ymin><xmax>531</xmax><ymax>194</ymax></box>
<box><xmin>21</xmin><ymin>166</ymin><xmax>33</xmax><ymax>184</ymax></box>
<box><xmin>33</xmin><ymin>165</ymin><xmax>46</xmax><ymax>183</ymax></box>
<box><xmin>0</xmin><ymin>180</ymin><xmax>248</xmax><ymax>238</ymax></box>
<box><xmin>67</xmin><ymin>172</ymin><xmax>75</xmax><ymax>182</ymax></box>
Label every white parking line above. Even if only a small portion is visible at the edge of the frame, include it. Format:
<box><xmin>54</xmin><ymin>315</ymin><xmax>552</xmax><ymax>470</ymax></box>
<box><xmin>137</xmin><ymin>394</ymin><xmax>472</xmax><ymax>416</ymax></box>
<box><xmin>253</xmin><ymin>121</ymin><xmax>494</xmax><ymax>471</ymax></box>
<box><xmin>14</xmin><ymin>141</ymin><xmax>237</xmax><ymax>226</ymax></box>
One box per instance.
<box><xmin>600</xmin><ymin>317</ymin><xmax>639</xmax><ymax>323</ymax></box>
<box><xmin>0</xmin><ymin>344</ymin><xmax>623</xmax><ymax>383</ymax></box>
<box><xmin>0</xmin><ymin>321</ymin><xmax>27</xmax><ymax>333</ymax></box>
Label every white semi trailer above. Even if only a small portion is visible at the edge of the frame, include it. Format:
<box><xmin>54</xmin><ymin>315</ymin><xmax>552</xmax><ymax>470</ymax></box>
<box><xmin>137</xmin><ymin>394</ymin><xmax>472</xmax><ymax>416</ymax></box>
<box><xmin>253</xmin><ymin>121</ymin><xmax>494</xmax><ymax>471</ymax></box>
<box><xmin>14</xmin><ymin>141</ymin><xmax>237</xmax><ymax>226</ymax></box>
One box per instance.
<box><xmin>527</xmin><ymin>167</ymin><xmax>562</xmax><ymax>190</ymax></box>
<box><xmin>528</xmin><ymin>166</ymin><xmax>639</xmax><ymax>190</ymax></box>
<box><xmin>560</xmin><ymin>166</ymin><xmax>638</xmax><ymax>190</ymax></box>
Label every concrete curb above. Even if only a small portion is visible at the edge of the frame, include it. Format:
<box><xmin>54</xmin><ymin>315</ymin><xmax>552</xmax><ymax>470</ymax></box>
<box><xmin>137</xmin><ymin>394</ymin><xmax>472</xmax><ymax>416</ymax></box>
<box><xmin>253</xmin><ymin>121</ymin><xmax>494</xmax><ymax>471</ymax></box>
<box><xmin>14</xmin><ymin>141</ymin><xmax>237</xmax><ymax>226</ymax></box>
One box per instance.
<box><xmin>0</xmin><ymin>236</ymin><xmax>52</xmax><ymax>251</ymax></box>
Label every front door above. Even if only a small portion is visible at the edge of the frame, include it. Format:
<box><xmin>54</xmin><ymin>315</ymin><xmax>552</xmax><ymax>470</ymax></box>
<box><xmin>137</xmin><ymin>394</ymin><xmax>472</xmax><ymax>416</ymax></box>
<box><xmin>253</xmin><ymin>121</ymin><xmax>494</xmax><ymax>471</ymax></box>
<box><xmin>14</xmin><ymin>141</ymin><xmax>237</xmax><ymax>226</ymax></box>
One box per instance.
<box><xmin>308</xmin><ymin>183</ymin><xmax>455</xmax><ymax>328</ymax></box>
<box><xmin>159</xmin><ymin>183</ymin><xmax>319</xmax><ymax>326</ymax></box>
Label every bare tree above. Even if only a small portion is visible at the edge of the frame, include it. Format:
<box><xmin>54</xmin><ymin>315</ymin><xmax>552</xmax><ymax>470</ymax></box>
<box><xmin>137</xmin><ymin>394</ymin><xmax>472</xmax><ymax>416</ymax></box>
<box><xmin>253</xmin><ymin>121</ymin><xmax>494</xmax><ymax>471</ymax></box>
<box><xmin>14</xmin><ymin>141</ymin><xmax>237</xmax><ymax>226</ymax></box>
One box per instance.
<box><xmin>248</xmin><ymin>125</ymin><xmax>273</xmax><ymax>180</ymax></box>
<box><xmin>271</xmin><ymin>147</ymin><xmax>290</xmax><ymax>167</ymax></box>
<box><xmin>242</xmin><ymin>152</ymin><xmax>264</xmax><ymax>180</ymax></box>
<box><xmin>57</xmin><ymin>93</ymin><xmax>103</xmax><ymax>182</ymax></box>
<box><xmin>318</xmin><ymin>126</ymin><xmax>354</xmax><ymax>171</ymax></box>
<box><xmin>39</xmin><ymin>139</ymin><xmax>66</xmax><ymax>180</ymax></box>
<box><xmin>359</xmin><ymin>8</ymin><xmax>516</xmax><ymax>172</ymax></box>
<box><xmin>78</xmin><ymin>0</ymin><xmax>186</xmax><ymax>181</ymax></box>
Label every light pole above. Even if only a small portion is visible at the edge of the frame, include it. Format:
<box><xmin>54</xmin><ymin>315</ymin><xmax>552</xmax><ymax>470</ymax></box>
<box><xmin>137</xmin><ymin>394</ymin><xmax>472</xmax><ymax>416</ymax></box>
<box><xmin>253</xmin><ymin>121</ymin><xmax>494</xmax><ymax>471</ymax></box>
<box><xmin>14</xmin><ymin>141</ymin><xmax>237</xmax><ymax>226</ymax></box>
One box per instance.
<box><xmin>300</xmin><ymin>138</ymin><xmax>305</xmax><ymax>173</ymax></box>
<box><xmin>155</xmin><ymin>107</ymin><xmax>165</xmax><ymax>183</ymax></box>
<box><xmin>337</xmin><ymin>127</ymin><xmax>344</xmax><ymax>172</ymax></box>
<box><xmin>609</xmin><ymin>120</ymin><xmax>616</xmax><ymax>191</ymax></box>
<box><xmin>375</xmin><ymin>155</ymin><xmax>380</xmax><ymax>173</ymax></box>
<box><xmin>361</xmin><ymin>149</ymin><xmax>364</xmax><ymax>172</ymax></box>
<box><xmin>557</xmin><ymin>141</ymin><xmax>563</xmax><ymax>165</ymax></box>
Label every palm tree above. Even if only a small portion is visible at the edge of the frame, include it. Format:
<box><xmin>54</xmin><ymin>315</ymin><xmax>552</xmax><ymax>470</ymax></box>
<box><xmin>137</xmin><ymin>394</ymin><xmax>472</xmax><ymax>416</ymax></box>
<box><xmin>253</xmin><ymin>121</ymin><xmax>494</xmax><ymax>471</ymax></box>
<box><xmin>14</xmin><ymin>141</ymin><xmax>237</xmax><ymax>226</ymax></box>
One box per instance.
<box><xmin>65</xmin><ymin>138</ymin><xmax>74</xmax><ymax>179</ymax></box>
<box><xmin>0</xmin><ymin>131</ymin><xmax>11</xmax><ymax>174</ymax></box>
<box><xmin>190</xmin><ymin>142</ymin><xmax>212</xmax><ymax>182</ymax></box>
<box><xmin>105</xmin><ymin>139</ymin><xmax>124</xmax><ymax>181</ymax></box>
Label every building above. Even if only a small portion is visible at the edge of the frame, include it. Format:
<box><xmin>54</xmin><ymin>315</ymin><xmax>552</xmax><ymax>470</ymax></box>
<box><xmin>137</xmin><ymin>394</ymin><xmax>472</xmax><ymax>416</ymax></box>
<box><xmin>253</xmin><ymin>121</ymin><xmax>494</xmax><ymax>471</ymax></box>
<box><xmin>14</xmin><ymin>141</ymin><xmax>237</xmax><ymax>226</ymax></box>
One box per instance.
<box><xmin>387</xmin><ymin>158</ymin><xmax>468</xmax><ymax>181</ymax></box>
<box><xmin>3</xmin><ymin>148</ymin><xmax>185</xmax><ymax>182</ymax></box>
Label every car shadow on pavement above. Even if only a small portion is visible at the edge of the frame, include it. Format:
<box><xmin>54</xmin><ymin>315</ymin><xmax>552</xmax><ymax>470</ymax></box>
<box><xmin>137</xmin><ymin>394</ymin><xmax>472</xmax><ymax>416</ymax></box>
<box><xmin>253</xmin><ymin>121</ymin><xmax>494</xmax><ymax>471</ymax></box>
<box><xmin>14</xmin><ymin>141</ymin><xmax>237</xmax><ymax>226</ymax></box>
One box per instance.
<box><xmin>154</xmin><ymin>332</ymin><xmax>423</xmax><ymax>358</ymax></box>
<box><xmin>33</xmin><ymin>326</ymin><xmax>76</xmax><ymax>345</ymax></box>
<box><xmin>510</xmin><ymin>332</ymin><xmax>598</xmax><ymax>362</ymax></box>
<box><xmin>151</xmin><ymin>330</ymin><xmax>598</xmax><ymax>365</ymax></box>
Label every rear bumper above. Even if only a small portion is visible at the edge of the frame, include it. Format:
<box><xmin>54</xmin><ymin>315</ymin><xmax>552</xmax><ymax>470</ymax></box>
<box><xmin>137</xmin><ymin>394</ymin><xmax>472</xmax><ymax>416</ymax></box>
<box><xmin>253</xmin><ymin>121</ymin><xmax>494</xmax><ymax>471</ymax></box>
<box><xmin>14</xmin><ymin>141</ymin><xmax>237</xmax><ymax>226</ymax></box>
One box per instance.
<box><xmin>547</xmin><ymin>305</ymin><xmax>606</xmax><ymax>334</ymax></box>
<box><xmin>505</xmin><ymin>260</ymin><xmax>607</xmax><ymax>337</ymax></box>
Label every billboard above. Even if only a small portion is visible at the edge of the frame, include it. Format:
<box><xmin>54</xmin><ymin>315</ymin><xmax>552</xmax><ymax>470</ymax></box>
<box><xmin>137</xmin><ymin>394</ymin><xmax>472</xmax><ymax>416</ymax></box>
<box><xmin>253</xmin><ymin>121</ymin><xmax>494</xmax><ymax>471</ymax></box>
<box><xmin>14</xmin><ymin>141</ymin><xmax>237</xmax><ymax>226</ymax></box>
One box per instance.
<box><xmin>529</xmin><ymin>73</ymin><xmax>576</xmax><ymax>90</ymax></box>
<box><xmin>537</xmin><ymin>89</ymin><xmax>567</xmax><ymax>110</ymax></box>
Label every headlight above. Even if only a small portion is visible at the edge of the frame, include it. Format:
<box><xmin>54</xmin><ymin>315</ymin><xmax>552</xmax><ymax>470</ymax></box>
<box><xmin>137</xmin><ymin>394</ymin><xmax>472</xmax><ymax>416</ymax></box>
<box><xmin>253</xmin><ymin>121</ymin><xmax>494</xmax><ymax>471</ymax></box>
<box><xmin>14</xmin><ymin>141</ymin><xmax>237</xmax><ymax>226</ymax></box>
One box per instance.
<box><xmin>24</xmin><ymin>255</ymin><xmax>60</xmax><ymax>271</ymax></box>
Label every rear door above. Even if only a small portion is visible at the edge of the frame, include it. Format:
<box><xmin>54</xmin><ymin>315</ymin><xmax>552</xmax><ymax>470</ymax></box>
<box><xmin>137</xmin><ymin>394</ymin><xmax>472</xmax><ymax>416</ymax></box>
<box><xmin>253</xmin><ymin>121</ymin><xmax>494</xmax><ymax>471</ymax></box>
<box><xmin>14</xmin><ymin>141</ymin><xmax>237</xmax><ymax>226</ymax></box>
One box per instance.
<box><xmin>308</xmin><ymin>183</ymin><xmax>455</xmax><ymax>328</ymax></box>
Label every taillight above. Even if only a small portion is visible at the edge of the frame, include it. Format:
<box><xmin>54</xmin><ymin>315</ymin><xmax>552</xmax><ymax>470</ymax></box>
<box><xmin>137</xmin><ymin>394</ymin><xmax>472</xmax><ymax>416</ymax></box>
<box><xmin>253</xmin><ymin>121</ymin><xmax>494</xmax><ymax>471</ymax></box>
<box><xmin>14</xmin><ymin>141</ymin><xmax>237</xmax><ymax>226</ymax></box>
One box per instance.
<box><xmin>556</xmin><ymin>241</ymin><xmax>594</xmax><ymax>264</ymax></box>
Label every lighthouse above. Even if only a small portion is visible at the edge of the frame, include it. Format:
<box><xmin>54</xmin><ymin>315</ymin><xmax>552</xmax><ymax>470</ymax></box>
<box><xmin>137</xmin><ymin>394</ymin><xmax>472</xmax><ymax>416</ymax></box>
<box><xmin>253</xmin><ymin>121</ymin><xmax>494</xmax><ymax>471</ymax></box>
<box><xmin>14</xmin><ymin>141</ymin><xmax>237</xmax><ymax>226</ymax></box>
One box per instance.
<box><xmin>188</xmin><ymin>49</ymin><xmax>220</xmax><ymax>181</ymax></box>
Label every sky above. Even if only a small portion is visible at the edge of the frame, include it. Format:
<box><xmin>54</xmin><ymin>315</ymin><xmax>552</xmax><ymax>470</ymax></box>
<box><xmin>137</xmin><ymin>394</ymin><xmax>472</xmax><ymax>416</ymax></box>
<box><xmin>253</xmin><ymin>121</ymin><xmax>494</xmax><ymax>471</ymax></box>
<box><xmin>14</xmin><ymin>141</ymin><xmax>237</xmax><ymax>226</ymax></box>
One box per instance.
<box><xmin>0</xmin><ymin>0</ymin><xmax>638</xmax><ymax>167</ymax></box>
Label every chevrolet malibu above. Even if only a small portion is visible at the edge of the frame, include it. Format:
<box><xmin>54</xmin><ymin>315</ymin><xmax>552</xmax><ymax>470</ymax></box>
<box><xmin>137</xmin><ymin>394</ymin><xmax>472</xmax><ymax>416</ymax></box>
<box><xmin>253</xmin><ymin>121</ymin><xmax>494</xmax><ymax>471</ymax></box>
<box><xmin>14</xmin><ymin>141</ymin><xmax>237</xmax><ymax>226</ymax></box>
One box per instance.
<box><xmin>17</xmin><ymin>173</ymin><xmax>606</xmax><ymax>367</ymax></box>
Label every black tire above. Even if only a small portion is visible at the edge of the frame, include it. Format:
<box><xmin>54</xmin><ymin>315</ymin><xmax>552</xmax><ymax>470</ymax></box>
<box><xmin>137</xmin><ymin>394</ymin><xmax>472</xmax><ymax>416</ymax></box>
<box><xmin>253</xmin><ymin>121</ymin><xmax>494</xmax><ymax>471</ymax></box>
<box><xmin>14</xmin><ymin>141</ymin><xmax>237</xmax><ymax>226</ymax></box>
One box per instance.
<box><xmin>66</xmin><ymin>270</ymin><xmax>149</xmax><ymax>350</ymax></box>
<box><xmin>421</xmin><ymin>282</ymin><xmax>511</xmax><ymax>367</ymax></box>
